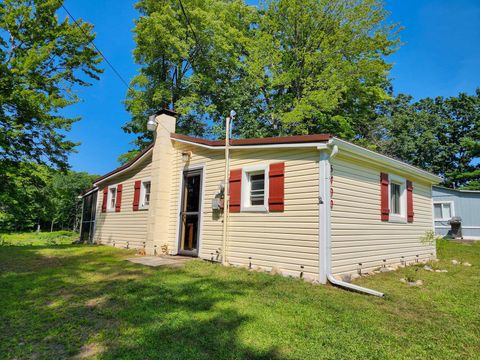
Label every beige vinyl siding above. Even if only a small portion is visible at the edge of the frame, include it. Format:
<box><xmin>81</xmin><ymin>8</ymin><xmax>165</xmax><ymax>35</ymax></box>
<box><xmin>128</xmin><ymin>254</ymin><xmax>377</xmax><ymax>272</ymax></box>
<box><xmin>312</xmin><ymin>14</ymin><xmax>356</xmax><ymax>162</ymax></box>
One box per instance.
<box><xmin>169</xmin><ymin>143</ymin><xmax>320</xmax><ymax>280</ymax></box>
<box><xmin>94</xmin><ymin>154</ymin><xmax>152</xmax><ymax>248</ymax></box>
<box><xmin>330</xmin><ymin>154</ymin><xmax>435</xmax><ymax>276</ymax></box>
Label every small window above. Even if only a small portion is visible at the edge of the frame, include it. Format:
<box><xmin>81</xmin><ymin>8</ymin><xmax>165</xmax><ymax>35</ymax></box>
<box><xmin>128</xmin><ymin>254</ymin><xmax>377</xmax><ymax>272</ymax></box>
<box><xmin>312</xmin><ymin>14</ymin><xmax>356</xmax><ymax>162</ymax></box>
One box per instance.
<box><xmin>108</xmin><ymin>186</ymin><xmax>117</xmax><ymax>211</ymax></box>
<box><xmin>140</xmin><ymin>180</ymin><xmax>151</xmax><ymax>209</ymax></box>
<box><xmin>241</xmin><ymin>165</ymin><xmax>268</xmax><ymax>212</ymax></box>
<box><xmin>388</xmin><ymin>175</ymin><xmax>406</xmax><ymax>222</ymax></box>
<box><xmin>434</xmin><ymin>202</ymin><xmax>453</xmax><ymax>221</ymax></box>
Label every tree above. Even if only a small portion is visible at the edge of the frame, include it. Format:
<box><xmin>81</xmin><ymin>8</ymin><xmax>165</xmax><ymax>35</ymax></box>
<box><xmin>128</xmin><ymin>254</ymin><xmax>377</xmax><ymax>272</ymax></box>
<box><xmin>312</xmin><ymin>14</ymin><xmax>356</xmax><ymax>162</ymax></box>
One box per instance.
<box><xmin>240</xmin><ymin>0</ymin><xmax>398</xmax><ymax>138</ymax></box>
<box><xmin>123</xmin><ymin>0</ymin><xmax>398</xmax><ymax>156</ymax></box>
<box><xmin>0</xmin><ymin>0</ymin><xmax>102</xmax><ymax>231</ymax></box>
<box><xmin>0</xmin><ymin>164</ymin><xmax>97</xmax><ymax>232</ymax></box>
<box><xmin>124</xmin><ymin>0</ymin><xmax>254</xmax><ymax>151</ymax></box>
<box><xmin>0</xmin><ymin>0</ymin><xmax>102</xmax><ymax>169</ymax></box>
<box><xmin>376</xmin><ymin>90</ymin><xmax>480</xmax><ymax>189</ymax></box>
<box><xmin>0</xmin><ymin>162</ymin><xmax>51</xmax><ymax>231</ymax></box>
<box><xmin>46</xmin><ymin>170</ymin><xmax>97</xmax><ymax>231</ymax></box>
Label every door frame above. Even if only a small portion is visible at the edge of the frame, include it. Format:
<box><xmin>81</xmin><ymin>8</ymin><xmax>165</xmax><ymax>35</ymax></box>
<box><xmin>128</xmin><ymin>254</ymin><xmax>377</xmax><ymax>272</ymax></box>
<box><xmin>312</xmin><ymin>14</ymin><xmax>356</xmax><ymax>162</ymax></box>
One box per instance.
<box><xmin>175</xmin><ymin>163</ymin><xmax>205</xmax><ymax>257</ymax></box>
<box><xmin>80</xmin><ymin>189</ymin><xmax>98</xmax><ymax>243</ymax></box>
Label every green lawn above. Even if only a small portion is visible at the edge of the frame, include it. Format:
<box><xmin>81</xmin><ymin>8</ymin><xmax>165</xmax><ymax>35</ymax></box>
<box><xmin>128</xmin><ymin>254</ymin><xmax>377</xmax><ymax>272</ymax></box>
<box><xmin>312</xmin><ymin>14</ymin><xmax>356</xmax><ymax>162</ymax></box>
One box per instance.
<box><xmin>0</xmin><ymin>233</ymin><xmax>479</xmax><ymax>359</ymax></box>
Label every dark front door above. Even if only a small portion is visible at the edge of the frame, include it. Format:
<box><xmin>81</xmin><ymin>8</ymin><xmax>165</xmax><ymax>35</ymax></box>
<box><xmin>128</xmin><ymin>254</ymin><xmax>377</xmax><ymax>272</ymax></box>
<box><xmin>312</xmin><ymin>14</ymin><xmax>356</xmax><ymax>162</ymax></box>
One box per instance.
<box><xmin>178</xmin><ymin>169</ymin><xmax>202</xmax><ymax>256</ymax></box>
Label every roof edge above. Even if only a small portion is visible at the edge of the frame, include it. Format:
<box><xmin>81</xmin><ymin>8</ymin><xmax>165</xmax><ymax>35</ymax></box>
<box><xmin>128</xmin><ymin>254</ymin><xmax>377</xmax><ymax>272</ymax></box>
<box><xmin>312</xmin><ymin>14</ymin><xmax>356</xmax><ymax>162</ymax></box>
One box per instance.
<box><xmin>331</xmin><ymin>137</ymin><xmax>442</xmax><ymax>184</ymax></box>
<box><xmin>171</xmin><ymin>133</ymin><xmax>332</xmax><ymax>147</ymax></box>
<box><xmin>433</xmin><ymin>185</ymin><xmax>480</xmax><ymax>193</ymax></box>
<box><xmin>93</xmin><ymin>143</ymin><xmax>154</xmax><ymax>185</ymax></box>
<box><xmin>156</xmin><ymin>108</ymin><xmax>178</xmax><ymax>117</ymax></box>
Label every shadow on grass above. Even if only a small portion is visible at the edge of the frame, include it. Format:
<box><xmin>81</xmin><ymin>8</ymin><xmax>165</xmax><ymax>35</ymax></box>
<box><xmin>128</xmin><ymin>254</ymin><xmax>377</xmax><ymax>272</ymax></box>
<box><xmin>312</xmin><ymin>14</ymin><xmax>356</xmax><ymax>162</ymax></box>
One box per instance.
<box><xmin>0</xmin><ymin>244</ymin><xmax>283</xmax><ymax>359</ymax></box>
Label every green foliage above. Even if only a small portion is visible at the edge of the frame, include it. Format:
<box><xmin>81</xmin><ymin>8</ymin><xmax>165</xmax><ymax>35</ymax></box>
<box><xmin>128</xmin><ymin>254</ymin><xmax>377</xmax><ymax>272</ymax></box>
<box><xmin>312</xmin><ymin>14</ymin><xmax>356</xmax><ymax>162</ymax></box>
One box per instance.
<box><xmin>117</xmin><ymin>149</ymin><xmax>140</xmax><ymax>165</ymax></box>
<box><xmin>0</xmin><ymin>0</ymin><xmax>101</xmax><ymax>231</ymax></box>
<box><xmin>124</xmin><ymin>0</ymin><xmax>255</xmax><ymax>149</ymax></box>
<box><xmin>420</xmin><ymin>230</ymin><xmax>441</xmax><ymax>246</ymax></box>
<box><xmin>0</xmin><ymin>162</ymin><xmax>51</xmax><ymax>231</ymax></box>
<box><xmin>0</xmin><ymin>230</ymin><xmax>78</xmax><ymax>246</ymax></box>
<box><xmin>124</xmin><ymin>0</ymin><xmax>398</xmax><ymax>152</ymax></box>
<box><xmin>0</xmin><ymin>163</ymin><xmax>96</xmax><ymax>232</ymax></box>
<box><xmin>45</xmin><ymin>170</ymin><xmax>97</xmax><ymax>232</ymax></box>
<box><xmin>375</xmin><ymin>90</ymin><xmax>480</xmax><ymax>188</ymax></box>
<box><xmin>0</xmin><ymin>0</ymin><xmax>102</xmax><ymax>169</ymax></box>
<box><xmin>404</xmin><ymin>267</ymin><xmax>417</xmax><ymax>283</ymax></box>
<box><xmin>241</xmin><ymin>0</ymin><xmax>397</xmax><ymax>138</ymax></box>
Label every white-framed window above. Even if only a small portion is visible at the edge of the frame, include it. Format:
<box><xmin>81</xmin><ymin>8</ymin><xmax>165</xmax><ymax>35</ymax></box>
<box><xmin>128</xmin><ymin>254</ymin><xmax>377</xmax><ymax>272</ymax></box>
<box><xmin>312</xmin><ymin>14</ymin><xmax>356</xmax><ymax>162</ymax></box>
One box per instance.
<box><xmin>433</xmin><ymin>201</ymin><xmax>454</xmax><ymax>221</ymax></box>
<box><xmin>140</xmin><ymin>179</ymin><xmax>151</xmax><ymax>209</ymax></box>
<box><xmin>107</xmin><ymin>185</ymin><xmax>117</xmax><ymax>211</ymax></box>
<box><xmin>241</xmin><ymin>164</ymin><xmax>269</xmax><ymax>212</ymax></box>
<box><xmin>388</xmin><ymin>174</ymin><xmax>407</xmax><ymax>223</ymax></box>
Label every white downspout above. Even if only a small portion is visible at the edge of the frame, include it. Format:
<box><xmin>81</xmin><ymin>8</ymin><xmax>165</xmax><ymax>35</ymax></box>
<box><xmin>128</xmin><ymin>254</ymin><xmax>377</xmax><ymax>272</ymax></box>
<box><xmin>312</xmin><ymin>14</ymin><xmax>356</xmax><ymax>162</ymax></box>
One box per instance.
<box><xmin>222</xmin><ymin>116</ymin><xmax>231</xmax><ymax>265</ymax></box>
<box><xmin>222</xmin><ymin>111</ymin><xmax>235</xmax><ymax>265</ymax></box>
<box><xmin>319</xmin><ymin>143</ymin><xmax>384</xmax><ymax>297</ymax></box>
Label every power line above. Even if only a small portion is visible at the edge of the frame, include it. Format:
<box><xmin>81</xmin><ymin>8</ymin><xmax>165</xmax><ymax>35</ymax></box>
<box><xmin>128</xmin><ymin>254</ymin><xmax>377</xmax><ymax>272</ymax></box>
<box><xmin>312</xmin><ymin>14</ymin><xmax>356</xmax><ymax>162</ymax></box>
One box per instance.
<box><xmin>178</xmin><ymin>0</ymin><xmax>207</xmax><ymax>62</ymax></box>
<box><xmin>61</xmin><ymin>3</ymin><xmax>132</xmax><ymax>90</ymax></box>
<box><xmin>178</xmin><ymin>0</ymin><xmax>199</xmax><ymax>45</ymax></box>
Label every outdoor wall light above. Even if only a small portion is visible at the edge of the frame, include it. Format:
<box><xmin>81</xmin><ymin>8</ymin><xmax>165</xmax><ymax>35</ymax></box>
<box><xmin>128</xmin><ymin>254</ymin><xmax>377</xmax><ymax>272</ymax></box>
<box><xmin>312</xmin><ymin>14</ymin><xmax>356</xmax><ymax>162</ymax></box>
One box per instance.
<box><xmin>181</xmin><ymin>151</ymin><xmax>191</xmax><ymax>162</ymax></box>
<box><xmin>146</xmin><ymin>114</ymin><xmax>157</xmax><ymax>132</ymax></box>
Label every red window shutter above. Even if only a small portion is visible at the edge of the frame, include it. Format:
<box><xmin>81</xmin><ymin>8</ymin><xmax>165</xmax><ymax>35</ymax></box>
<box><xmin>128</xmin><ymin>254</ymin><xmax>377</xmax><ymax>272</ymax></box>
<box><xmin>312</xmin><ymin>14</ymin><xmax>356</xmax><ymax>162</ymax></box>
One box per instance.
<box><xmin>229</xmin><ymin>169</ymin><xmax>242</xmax><ymax>213</ymax></box>
<box><xmin>380</xmin><ymin>173</ymin><xmax>389</xmax><ymax>221</ymax></box>
<box><xmin>102</xmin><ymin>187</ymin><xmax>108</xmax><ymax>213</ymax></box>
<box><xmin>115</xmin><ymin>184</ymin><xmax>123</xmax><ymax>212</ymax></box>
<box><xmin>407</xmin><ymin>180</ymin><xmax>414</xmax><ymax>223</ymax></box>
<box><xmin>269</xmin><ymin>162</ymin><xmax>285</xmax><ymax>212</ymax></box>
<box><xmin>133</xmin><ymin>180</ymin><xmax>141</xmax><ymax>211</ymax></box>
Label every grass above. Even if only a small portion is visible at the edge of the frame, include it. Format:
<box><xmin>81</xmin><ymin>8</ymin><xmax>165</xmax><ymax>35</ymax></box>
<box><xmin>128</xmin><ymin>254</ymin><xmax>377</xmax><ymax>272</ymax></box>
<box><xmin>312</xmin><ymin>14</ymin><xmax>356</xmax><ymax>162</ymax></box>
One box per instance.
<box><xmin>0</xmin><ymin>230</ymin><xmax>79</xmax><ymax>246</ymax></box>
<box><xmin>0</xmin><ymin>234</ymin><xmax>479</xmax><ymax>359</ymax></box>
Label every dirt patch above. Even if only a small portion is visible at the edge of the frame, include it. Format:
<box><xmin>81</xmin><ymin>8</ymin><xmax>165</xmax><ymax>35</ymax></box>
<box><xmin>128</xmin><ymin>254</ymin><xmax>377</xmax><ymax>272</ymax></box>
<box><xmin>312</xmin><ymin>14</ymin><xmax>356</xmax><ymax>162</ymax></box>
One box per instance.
<box><xmin>85</xmin><ymin>295</ymin><xmax>109</xmax><ymax>308</ymax></box>
<box><xmin>72</xmin><ymin>342</ymin><xmax>105</xmax><ymax>359</ymax></box>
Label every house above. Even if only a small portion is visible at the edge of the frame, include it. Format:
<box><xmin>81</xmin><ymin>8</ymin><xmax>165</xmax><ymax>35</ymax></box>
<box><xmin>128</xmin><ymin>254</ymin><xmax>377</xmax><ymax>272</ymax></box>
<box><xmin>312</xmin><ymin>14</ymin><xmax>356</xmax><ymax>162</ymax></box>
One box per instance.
<box><xmin>433</xmin><ymin>186</ymin><xmax>480</xmax><ymax>239</ymax></box>
<box><xmin>80</xmin><ymin>109</ymin><xmax>441</xmax><ymax>293</ymax></box>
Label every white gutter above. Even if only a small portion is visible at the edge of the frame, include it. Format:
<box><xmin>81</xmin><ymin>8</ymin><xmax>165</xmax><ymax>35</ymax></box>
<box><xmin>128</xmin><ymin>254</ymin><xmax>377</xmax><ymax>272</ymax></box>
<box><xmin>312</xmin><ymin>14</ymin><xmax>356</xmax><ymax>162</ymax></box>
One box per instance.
<box><xmin>319</xmin><ymin>143</ymin><xmax>384</xmax><ymax>297</ymax></box>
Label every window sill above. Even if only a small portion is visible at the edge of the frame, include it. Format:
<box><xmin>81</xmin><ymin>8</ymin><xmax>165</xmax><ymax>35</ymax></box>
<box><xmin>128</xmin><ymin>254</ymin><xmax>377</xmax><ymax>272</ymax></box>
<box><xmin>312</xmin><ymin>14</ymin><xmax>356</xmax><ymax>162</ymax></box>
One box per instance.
<box><xmin>139</xmin><ymin>206</ymin><xmax>149</xmax><ymax>211</ymax></box>
<box><xmin>241</xmin><ymin>205</ymin><xmax>268</xmax><ymax>213</ymax></box>
<box><xmin>389</xmin><ymin>215</ymin><xmax>407</xmax><ymax>224</ymax></box>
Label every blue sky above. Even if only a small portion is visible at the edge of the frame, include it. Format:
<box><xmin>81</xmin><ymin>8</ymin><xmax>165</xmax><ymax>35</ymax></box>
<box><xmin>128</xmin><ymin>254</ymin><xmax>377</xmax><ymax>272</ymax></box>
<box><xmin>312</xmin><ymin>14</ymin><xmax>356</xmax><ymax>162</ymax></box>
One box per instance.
<box><xmin>59</xmin><ymin>0</ymin><xmax>480</xmax><ymax>175</ymax></box>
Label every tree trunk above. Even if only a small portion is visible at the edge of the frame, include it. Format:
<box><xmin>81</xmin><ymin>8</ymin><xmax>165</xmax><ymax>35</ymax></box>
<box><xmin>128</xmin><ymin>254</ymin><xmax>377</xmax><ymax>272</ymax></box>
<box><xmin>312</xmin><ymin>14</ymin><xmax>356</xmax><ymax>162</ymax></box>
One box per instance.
<box><xmin>50</xmin><ymin>220</ymin><xmax>54</xmax><ymax>232</ymax></box>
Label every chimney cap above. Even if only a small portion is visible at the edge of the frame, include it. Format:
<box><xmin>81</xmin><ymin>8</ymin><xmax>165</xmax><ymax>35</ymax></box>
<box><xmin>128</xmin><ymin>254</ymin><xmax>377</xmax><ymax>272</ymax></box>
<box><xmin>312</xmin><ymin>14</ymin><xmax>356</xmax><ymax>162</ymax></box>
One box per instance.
<box><xmin>155</xmin><ymin>108</ymin><xmax>178</xmax><ymax>117</ymax></box>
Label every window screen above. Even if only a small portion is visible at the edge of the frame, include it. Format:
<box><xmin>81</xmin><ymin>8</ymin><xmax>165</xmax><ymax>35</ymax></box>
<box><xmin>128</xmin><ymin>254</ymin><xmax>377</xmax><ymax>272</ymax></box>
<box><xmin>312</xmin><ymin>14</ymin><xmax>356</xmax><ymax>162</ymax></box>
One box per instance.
<box><xmin>249</xmin><ymin>173</ymin><xmax>265</xmax><ymax>206</ymax></box>
<box><xmin>109</xmin><ymin>187</ymin><xmax>117</xmax><ymax>209</ymax></box>
<box><xmin>142</xmin><ymin>181</ymin><xmax>151</xmax><ymax>207</ymax></box>
<box><xmin>390</xmin><ymin>183</ymin><xmax>401</xmax><ymax>215</ymax></box>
